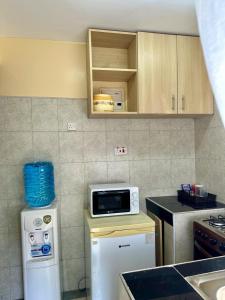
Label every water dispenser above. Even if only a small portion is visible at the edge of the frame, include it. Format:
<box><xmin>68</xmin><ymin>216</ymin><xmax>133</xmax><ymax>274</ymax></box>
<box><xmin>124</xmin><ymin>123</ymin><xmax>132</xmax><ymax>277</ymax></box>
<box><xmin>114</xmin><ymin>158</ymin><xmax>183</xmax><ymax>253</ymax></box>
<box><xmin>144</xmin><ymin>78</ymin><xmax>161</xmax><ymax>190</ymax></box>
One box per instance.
<box><xmin>21</xmin><ymin>204</ymin><xmax>61</xmax><ymax>300</ymax></box>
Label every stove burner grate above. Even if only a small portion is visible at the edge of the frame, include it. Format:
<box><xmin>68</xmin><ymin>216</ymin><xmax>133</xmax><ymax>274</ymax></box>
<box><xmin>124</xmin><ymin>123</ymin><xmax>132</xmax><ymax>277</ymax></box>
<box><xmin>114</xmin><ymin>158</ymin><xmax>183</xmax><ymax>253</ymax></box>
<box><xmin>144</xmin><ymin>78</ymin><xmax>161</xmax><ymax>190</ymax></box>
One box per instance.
<box><xmin>203</xmin><ymin>215</ymin><xmax>225</xmax><ymax>228</ymax></box>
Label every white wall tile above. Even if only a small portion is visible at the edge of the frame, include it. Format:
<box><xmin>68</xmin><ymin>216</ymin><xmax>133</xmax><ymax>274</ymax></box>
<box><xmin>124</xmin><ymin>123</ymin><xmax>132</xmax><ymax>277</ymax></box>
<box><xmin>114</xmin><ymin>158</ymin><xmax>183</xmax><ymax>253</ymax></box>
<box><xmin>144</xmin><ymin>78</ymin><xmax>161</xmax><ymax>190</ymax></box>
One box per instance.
<box><xmin>58</xmin><ymin>99</ymin><xmax>84</xmax><ymax>131</ymax></box>
<box><xmin>33</xmin><ymin>132</ymin><xmax>59</xmax><ymax>163</ymax></box>
<box><xmin>150</xmin><ymin>131</ymin><xmax>171</xmax><ymax>159</ymax></box>
<box><xmin>150</xmin><ymin>159</ymin><xmax>171</xmax><ymax>189</ymax></box>
<box><xmin>0</xmin><ymin>267</ymin><xmax>10</xmax><ymax>297</ymax></box>
<box><xmin>5</xmin><ymin>97</ymin><xmax>31</xmax><ymax>131</ymax></box>
<box><xmin>150</xmin><ymin>119</ymin><xmax>171</xmax><ymax>131</ymax></box>
<box><xmin>8</xmin><ymin>231</ymin><xmax>22</xmax><ymax>267</ymax></box>
<box><xmin>149</xmin><ymin>188</ymin><xmax>177</xmax><ymax>197</ymax></box>
<box><xmin>0</xmin><ymin>165</ymin><xmax>23</xmax><ymax>200</ymax></box>
<box><xmin>170</xmin><ymin>118</ymin><xmax>194</xmax><ymax>130</ymax></box>
<box><xmin>106</xmin><ymin>119</ymin><xmax>128</xmax><ymax>131</ymax></box>
<box><xmin>8</xmin><ymin>198</ymin><xmax>25</xmax><ymax>233</ymax></box>
<box><xmin>0</xmin><ymin>98</ymin><xmax>6</xmax><ymax>131</ymax></box>
<box><xmin>53</xmin><ymin>163</ymin><xmax>62</xmax><ymax>197</ymax></box>
<box><xmin>129</xmin><ymin>160</ymin><xmax>150</xmax><ymax>188</ymax></box>
<box><xmin>129</xmin><ymin>131</ymin><xmax>150</xmax><ymax>160</ymax></box>
<box><xmin>0</xmin><ymin>133</ymin><xmax>7</xmax><ymax>164</ymax></box>
<box><xmin>107</xmin><ymin>161</ymin><xmax>129</xmax><ymax>183</ymax></box>
<box><xmin>5</xmin><ymin>132</ymin><xmax>33</xmax><ymax>164</ymax></box>
<box><xmin>0</xmin><ymin>232</ymin><xmax>9</xmax><ymax>267</ymax></box>
<box><xmin>0</xmin><ymin>200</ymin><xmax>8</xmax><ymax>228</ymax></box>
<box><xmin>60</xmin><ymin>163</ymin><xmax>84</xmax><ymax>195</ymax></box>
<box><xmin>0</xmin><ymin>166</ymin><xmax>10</xmax><ymax>199</ymax></box>
<box><xmin>61</xmin><ymin>194</ymin><xmax>84</xmax><ymax>227</ymax></box>
<box><xmin>84</xmin><ymin>132</ymin><xmax>106</xmax><ymax>162</ymax></box>
<box><xmin>195</xmin><ymin>127</ymin><xmax>210</xmax><ymax>159</ymax></box>
<box><xmin>10</xmin><ymin>266</ymin><xmax>23</xmax><ymax>300</ymax></box>
<box><xmin>5</xmin><ymin>165</ymin><xmax>24</xmax><ymax>200</ymax></box>
<box><xmin>170</xmin><ymin>130</ymin><xmax>195</xmax><ymax>159</ymax></box>
<box><xmin>83</xmin><ymin>117</ymin><xmax>106</xmax><ymax>132</ymax></box>
<box><xmin>59</xmin><ymin>132</ymin><xmax>83</xmax><ymax>163</ymax></box>
<box><xmin>207</xmin><ymin>159</ymin><xmax>225</xmax><ymax>198</ymax></box>
<box><xmin>128</xmin><ymin>119</ymin><xmax>150</xmax><ymax>131</ymax></box>
<box><xmin>62</xmin><ymin>258</ymin><xmax>85</xmax><ymax>291</ymax></box>
<box><xmin>171</xmin><ymin>158</ymin><xmax>195</xmax><ymax>188</ymax></box>
<box><xmin>32</xmin><ymin>98</ymin><xmax>58</xmax><ymax>131</ymax></box>
<box><xmin>207</xmin><ymin>127</ymin><xmax>225</xmax><ymax>160</ymax></box>
<box><xmin>84</xmin><ymin>162</ymin><xmax>107</xmax><ymax>185</ymax></box>
<box><xmin>61</xmin><ymin>227</ymin><xmax>84</xmax><ymax>259</ymax></box>
<box><xmin>195</xmin><ymin>110</ymin><xmax>225</xmax><ymax>201</ymax></box>
<box><xmin>195</xmin><ymin>158</ymin><xmax>210</xmax><ymax>187</ymax></box>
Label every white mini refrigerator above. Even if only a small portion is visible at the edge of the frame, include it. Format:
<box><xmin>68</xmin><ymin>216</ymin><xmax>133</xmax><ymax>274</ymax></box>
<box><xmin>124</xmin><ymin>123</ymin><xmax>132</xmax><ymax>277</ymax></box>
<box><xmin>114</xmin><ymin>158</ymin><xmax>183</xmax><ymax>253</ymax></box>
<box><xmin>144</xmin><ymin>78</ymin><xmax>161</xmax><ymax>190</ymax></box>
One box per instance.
<box><xmin>85</xmin><ymin>210</ymin><xmax>155</xmax><ymax>300</ymax></box>
<box><xmin>21</xmin><ymin>204</ymin><xmax>61</xmax><ymax>300</ymax></box>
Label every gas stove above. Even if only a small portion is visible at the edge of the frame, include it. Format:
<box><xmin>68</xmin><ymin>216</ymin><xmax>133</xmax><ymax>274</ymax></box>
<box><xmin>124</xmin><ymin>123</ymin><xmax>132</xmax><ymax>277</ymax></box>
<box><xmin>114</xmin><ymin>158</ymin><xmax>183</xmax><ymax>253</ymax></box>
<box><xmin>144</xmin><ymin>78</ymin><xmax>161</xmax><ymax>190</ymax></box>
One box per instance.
<box><xmin>194</xmin><ymin>215</ymin><xmax>225</xmax><ymax>260</ymax></box>
<box><xmin>198</xmin><ymin>215</ymin><xmax>225</xmax><ymax>236</ymax></box>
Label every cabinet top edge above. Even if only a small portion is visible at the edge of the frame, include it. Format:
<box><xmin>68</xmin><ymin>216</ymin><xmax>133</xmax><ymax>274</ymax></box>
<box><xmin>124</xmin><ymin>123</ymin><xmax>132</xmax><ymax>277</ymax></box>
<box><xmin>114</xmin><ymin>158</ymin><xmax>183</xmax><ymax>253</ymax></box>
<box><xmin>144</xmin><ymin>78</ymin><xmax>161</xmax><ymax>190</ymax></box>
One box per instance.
<box><xmin>137</xmin><ymin>31</ymin><xmax>199</xmax><ymax>38</ymax></box>
<box><xmin>88</xmin><ymin>28</ymin><xmax>200</xmax><ymax>38</ymax></box>
<box><xmin>88</xmin><ymin>28</ymin><xmax>137</xmax><ymax>36</ymax></box>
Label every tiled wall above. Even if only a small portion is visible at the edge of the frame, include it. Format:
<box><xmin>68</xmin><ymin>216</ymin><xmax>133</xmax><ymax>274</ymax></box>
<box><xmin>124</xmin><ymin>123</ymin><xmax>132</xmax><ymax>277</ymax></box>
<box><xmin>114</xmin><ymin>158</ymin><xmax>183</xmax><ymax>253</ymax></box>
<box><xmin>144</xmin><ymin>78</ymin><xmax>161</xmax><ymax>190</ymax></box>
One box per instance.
<box><xmin>0</xmin><ymin>96</ymin><xmax>195</xmax><ymax>299</ymax></box>
<box><xmin>195</xmin><ymin>106</ymin><xmax>225</xmax><ymax>200</ymax></box>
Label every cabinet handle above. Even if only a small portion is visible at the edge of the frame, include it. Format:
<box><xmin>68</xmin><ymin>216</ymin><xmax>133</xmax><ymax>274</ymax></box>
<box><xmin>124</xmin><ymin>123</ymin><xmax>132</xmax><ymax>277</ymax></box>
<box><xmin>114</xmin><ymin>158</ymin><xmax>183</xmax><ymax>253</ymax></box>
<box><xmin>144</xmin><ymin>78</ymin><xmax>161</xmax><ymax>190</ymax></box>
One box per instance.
<box><xmin>182</xmin><ymin>96</ymin><xmax>185</xmax><ymax>111</ymax></box>
<box><xmin>171</xmin><ymin>95</ymin><xmax>175</xmax><ymax>111</ymax></box>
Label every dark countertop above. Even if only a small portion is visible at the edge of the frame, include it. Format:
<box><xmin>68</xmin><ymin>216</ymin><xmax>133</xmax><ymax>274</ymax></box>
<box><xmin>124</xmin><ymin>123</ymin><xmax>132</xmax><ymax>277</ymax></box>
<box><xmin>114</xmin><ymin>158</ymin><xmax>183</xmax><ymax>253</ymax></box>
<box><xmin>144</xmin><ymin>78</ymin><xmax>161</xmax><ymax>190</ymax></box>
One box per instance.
<box><xmin>146</xmin><ymin>196</ymin><xmax>225</xmax><ymax>214</ymax></box>
<box><xmin>122</xmin><ymin>256</ymin><xmax>225</xmax><ymax>300</ymax></box>
<box><xmin>175</xmin><ymin>256</ymin><xmax>225</xmax><ymax>277</ymax></box>
<box><xmin>126</xmin><ymin>196</ymin><xmax>225</xmax><ymax>299</ymax></box>
<box><xmin>122</xmin><ymin>266</ymin><xmax>203</xmax><ymax>300</ymax></box>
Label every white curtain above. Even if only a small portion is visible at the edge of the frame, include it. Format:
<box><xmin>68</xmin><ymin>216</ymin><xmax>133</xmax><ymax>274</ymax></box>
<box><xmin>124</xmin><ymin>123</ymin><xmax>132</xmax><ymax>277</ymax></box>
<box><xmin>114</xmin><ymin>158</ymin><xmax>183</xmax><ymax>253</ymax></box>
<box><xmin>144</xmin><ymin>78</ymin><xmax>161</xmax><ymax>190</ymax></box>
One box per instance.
<box><xmin>195</xmin><ymin>0</ymin><xmax>225</xmax><ymax>126</ymax></box>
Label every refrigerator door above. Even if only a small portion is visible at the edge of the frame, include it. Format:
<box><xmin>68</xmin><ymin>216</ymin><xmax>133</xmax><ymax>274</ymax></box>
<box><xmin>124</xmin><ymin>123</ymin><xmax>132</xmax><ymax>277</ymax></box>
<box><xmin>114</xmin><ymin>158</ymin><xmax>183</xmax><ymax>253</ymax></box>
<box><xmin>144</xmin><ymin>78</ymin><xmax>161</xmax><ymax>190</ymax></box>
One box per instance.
<box><xmin>91</xmin><ymin>231</ymin><xmax>155</xmax><ymax>300</ymax></box>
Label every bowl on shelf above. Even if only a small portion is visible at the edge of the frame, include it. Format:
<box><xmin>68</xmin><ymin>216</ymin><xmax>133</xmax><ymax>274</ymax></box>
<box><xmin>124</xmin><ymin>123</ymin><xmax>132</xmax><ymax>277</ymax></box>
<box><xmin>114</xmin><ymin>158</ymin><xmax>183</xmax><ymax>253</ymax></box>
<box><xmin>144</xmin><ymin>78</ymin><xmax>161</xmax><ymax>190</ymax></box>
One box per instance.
<box><xmin>93</xmin><ymin>94</ymin><xmax>114</xmax><ymax>112</ymax></box>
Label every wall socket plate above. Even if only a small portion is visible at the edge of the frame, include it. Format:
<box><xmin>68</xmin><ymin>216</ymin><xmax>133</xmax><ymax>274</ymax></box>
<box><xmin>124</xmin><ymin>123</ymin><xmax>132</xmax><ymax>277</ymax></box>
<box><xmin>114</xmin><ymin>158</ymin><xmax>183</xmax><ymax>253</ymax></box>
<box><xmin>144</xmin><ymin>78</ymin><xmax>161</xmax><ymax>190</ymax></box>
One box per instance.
<box><xmin>67</xmin><ymin>122</ymin><xmax>77</xmax><ymax>131</ymax></box>
<box><xmin>115</xmin><ymin>146</ymin><xmax>128</xmax><ymax>156</ymax></box>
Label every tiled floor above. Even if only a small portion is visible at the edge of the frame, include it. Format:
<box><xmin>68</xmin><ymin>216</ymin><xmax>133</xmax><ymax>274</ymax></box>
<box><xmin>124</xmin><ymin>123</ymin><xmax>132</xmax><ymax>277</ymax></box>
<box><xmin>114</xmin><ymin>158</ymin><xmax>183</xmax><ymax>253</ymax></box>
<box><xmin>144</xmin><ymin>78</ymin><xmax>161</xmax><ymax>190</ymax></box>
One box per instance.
<box><xmin>63</xmin><ymin>290</ymin><xmax>86</xmax><ymax>300</ymax></box>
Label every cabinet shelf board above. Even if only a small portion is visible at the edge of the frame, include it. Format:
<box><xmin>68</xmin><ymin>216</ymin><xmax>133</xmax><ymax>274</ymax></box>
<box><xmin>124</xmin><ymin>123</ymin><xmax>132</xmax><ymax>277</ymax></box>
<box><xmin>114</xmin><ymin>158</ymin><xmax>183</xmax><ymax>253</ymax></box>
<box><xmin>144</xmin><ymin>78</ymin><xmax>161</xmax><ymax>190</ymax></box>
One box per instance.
<box><xmin>90</xmin><ymin>29</ymin><xmax>136</xmax><ymax>49</ymax></box>
<box><xmin>90</xmin><ymin>111</ymin><xmax>138</xmax><ymax>118</ymax></box>
<box><xmin>92</xmin><ymin>68</ymin><xmax>137</xmax><ymax>82</ymax></box>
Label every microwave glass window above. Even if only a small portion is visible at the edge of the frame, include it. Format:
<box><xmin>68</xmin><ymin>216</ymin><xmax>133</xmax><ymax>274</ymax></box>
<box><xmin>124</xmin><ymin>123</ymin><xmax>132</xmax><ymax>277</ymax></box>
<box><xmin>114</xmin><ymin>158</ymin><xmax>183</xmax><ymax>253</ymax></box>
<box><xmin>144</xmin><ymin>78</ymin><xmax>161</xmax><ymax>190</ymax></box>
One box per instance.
<box><xmin>93</xmin><ymin>190</ymin><xmax>130</xmax><ymax>215</ymax></box>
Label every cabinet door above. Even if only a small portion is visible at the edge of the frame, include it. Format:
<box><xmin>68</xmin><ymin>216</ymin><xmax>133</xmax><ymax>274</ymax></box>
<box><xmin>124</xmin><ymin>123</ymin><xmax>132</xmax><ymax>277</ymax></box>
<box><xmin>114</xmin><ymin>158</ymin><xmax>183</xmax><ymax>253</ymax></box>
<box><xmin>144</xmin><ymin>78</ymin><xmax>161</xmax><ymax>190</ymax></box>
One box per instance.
<box><xmin>177</xmin><ymin>36</ymin><xmax>213</xmax><ymax>115</ymax></box>
<box><xmin>138</xmin><ymin>32</ymin><xmax>177</xmax><ymax>114</ymax></box>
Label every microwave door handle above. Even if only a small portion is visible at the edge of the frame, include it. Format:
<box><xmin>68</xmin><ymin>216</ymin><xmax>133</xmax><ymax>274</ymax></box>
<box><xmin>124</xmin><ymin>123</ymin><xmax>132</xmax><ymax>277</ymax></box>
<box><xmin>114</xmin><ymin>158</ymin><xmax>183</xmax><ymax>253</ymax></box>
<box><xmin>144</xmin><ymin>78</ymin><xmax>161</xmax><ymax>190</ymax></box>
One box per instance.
<box><xmin>194</xmin><ymin>240</ymin><xmax>213</xmax><ymax>258</ymax></box>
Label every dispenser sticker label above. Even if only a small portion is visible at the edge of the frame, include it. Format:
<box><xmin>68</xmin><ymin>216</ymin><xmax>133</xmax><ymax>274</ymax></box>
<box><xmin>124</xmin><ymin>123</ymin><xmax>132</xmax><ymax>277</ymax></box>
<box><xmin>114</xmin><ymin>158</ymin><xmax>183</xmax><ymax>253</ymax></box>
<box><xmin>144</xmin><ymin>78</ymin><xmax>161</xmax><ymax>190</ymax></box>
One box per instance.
<box><xmin>43</xmin><ymin>215</ymin><xmax>52</xmax><ymax>224</ymax></box>
<box><xmin>31</xmin><ymin>243</ymin><xmax>52</xmax><ymax>258</ymax></box>
<box><xmin>33</xmin><ymin>218</ymin><xmax>43</xmax><ymax>227</ymax></box>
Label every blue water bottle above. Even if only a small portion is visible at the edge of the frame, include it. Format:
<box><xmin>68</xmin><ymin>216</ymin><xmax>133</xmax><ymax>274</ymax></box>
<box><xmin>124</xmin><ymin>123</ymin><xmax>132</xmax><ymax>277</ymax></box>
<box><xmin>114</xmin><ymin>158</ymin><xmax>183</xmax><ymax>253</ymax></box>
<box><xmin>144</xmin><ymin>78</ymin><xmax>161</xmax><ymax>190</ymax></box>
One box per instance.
<box><xmin>23</xmin><ymin>161</ymin><xmax>55</xmax><ymax>207</ymax></box>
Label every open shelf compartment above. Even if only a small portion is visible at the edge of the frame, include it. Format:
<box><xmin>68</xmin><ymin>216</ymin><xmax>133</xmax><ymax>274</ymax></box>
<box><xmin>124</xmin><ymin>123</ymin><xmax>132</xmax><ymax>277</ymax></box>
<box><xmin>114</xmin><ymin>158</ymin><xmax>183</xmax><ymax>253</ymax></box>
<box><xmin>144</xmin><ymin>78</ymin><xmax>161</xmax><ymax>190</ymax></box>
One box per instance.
<box><xmin>92</xmin><ymin>68</ymin><xmax>137</xmax><ymax>82</ymax></box>
<box><xmin>91</xmin><ymin>29</ymin><xmax>137</xmax><ymax>69</ymax></box>
<box><xmin>87</xmin><ymin>29</ymin><xmax>138</xmax><ymax>117</ymax></box>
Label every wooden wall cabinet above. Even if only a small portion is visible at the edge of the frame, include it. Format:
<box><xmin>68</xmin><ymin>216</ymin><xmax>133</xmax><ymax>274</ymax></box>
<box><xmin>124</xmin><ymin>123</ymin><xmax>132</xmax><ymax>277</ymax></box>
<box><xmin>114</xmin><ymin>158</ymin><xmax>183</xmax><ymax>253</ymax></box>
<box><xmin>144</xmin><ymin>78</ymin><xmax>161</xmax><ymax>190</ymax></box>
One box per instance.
<box><xmin>177</xmin><ymin>36</ymin><xmax>213</xmax><ymax>115</ymax></box>
<box><xmin>87</xmin><ymin>29</ymin><xmax>138</xmax><ymax>117</ymax></box>
<box><xmin>138</xmin><ymin>32</ymin><xmax>178</xmax><ymax>114</ymax></box>
<box><xmin>87</xmin><ymin>29</ymin><xmax>213</xmax><ymax>117</ymax></box>
<box><xmin>138</xmin><ymin>32</ymin><xmax>213</xmax><ymax>116</ymax></box>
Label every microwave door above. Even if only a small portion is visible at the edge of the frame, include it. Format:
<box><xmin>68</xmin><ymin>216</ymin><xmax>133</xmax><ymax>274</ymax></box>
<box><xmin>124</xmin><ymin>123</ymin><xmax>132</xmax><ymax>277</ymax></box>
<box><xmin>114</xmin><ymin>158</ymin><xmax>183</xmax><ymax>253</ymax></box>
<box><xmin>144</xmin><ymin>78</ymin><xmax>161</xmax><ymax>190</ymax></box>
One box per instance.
<box><xmin>93</xmin><ymin>190</ymin><xmax>130</xmax><ymax>216</ymax></box>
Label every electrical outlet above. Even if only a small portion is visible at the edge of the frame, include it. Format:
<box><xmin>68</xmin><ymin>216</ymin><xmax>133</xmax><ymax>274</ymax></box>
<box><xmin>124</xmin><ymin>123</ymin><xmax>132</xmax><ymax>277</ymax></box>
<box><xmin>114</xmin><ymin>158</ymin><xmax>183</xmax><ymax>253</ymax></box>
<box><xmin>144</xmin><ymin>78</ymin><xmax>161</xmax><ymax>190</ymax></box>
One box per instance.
<box><xmin>67</xmin><ymin>122</ymin><xmax>77</xmax><ymax>131</ymax></box>
<box><xmin>115</xmin><ymin>146</ymin><xmax>128</xmax><ymax>156</ymax></box>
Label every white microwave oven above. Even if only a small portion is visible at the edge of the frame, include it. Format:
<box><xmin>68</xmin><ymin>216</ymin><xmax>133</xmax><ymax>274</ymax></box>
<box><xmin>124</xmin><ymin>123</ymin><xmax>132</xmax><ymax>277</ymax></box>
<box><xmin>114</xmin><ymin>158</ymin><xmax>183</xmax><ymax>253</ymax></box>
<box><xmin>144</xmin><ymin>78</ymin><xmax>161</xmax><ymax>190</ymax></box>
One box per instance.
<box><xmin>88</xmin><ymin>183</ymin><xmax>139</xmax><ymax>218</ymax></box>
